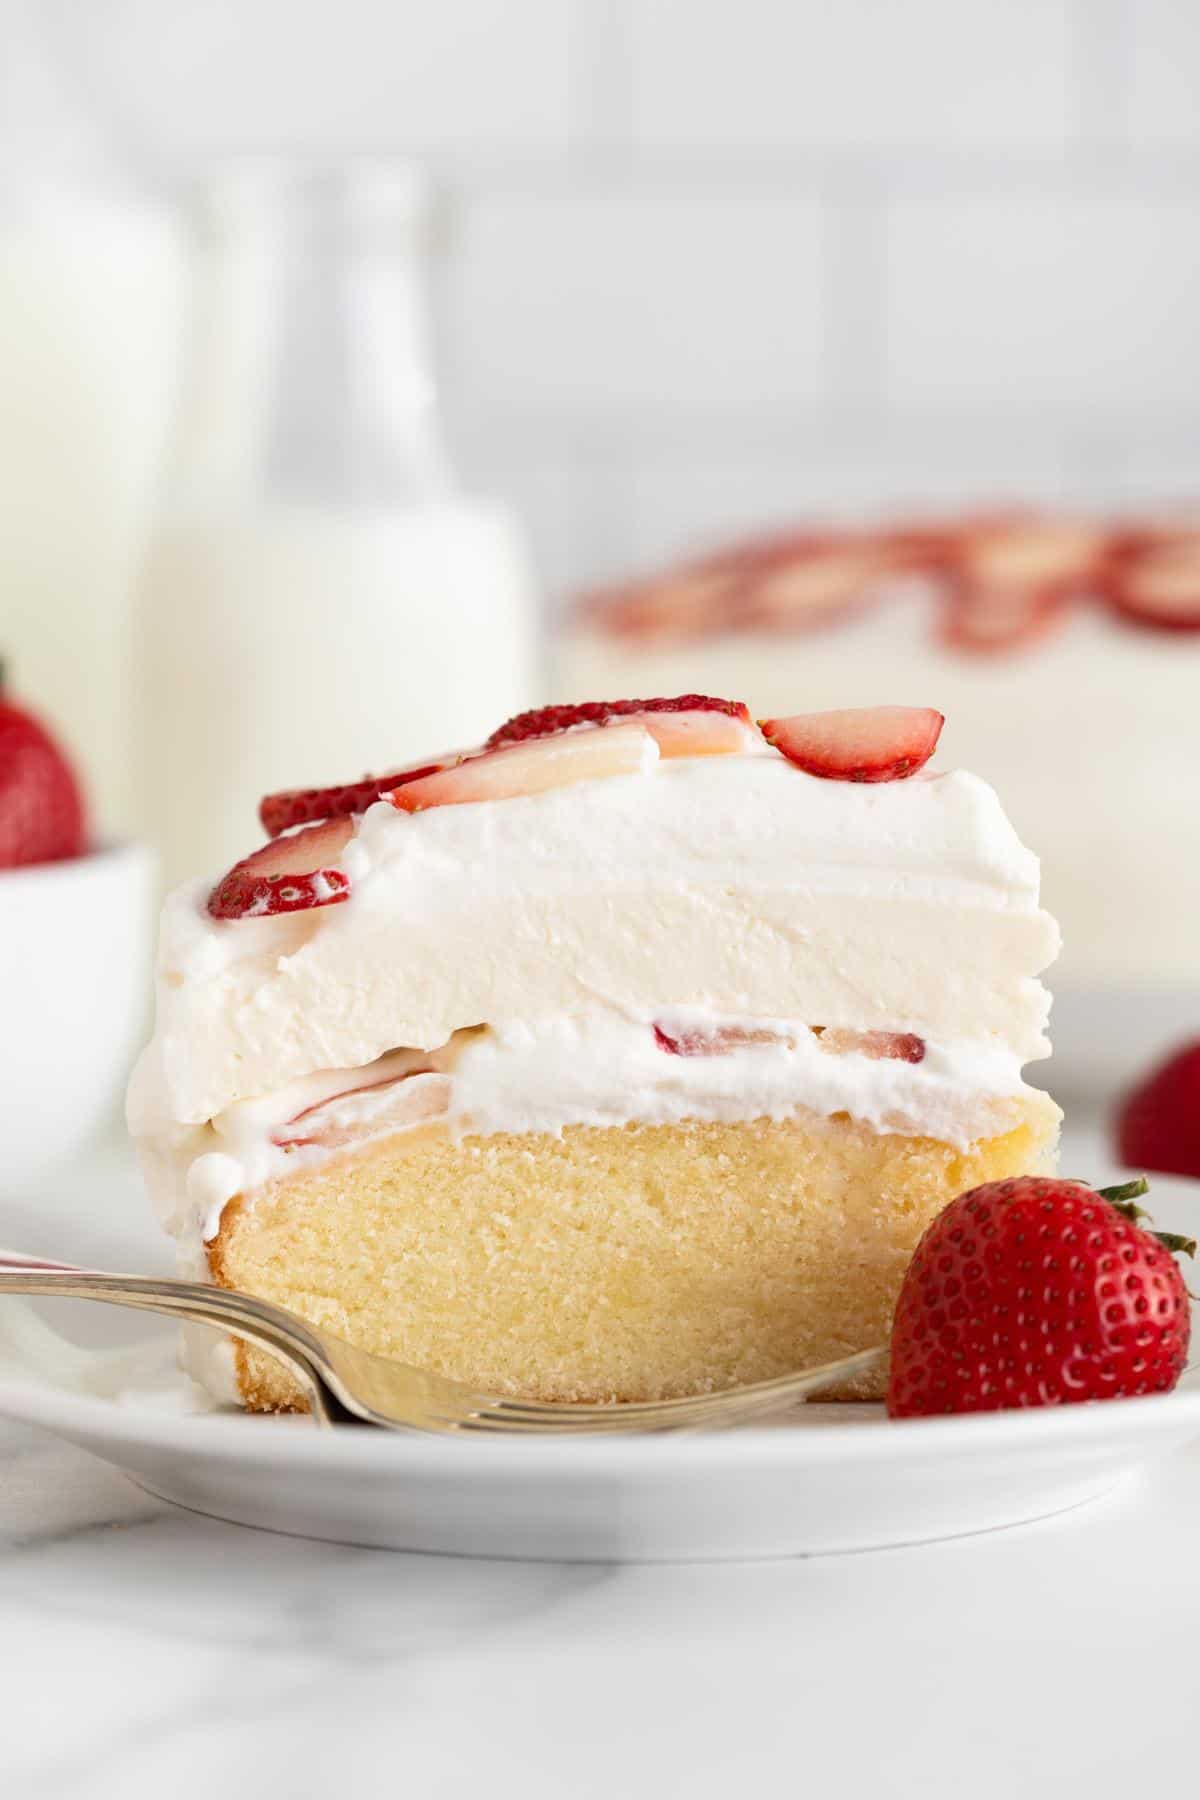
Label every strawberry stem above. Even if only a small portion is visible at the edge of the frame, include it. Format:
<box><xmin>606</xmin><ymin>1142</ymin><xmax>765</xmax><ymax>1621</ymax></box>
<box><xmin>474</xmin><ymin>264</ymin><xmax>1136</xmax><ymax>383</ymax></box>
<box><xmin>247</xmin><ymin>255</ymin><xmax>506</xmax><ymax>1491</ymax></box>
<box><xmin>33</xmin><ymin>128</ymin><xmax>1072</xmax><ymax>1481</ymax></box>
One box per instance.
<box><xmin>1097</xmin><ymin>1177</ymin><xmax>1151</xmax><ymax>1204</ymax></box>
<box><xmin>1092</xmin><ymin>1177</ymin><xmax>1196</xmax><ymax>1258</ymax></box>
<box><xmin>1154</xmin><ymin>1230</ymin><xmax>1198</xmax><ymax>1259</ymax></box>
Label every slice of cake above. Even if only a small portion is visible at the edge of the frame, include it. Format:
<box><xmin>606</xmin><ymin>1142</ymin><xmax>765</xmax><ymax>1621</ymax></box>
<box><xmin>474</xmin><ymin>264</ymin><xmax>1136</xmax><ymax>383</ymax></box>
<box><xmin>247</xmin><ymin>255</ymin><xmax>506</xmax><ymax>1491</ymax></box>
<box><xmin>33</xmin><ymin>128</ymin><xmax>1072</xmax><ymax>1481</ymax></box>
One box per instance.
<box><xmin>127</xmin><ymin>698</ymin><xmax>1061</xmax><ymax>1411</ymax></box>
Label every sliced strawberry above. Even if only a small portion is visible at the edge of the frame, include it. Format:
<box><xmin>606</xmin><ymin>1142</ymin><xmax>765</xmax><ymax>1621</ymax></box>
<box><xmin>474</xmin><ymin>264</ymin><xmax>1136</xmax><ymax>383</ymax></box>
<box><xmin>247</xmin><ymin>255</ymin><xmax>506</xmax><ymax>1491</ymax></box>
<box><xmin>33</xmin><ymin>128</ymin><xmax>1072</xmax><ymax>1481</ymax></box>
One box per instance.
<box><xmin>633</xmin><ymin>708</ymin><xmax>761</xmax><ymax>757</ymax></box>
<box><xmin>653</xmin><ymin>1022</ymin><xmax>789</xmax><ymax>1056</ymax></box>
<box><xmin>938</xmin><ymin>582</ymin><xmax>1073</xmax><ymax>654</ymax></box>
<box><xmin>880</xmin><ymin>520</ymin><xmax>962</xmax><ymax>571</ymax></box>
<box><xmin>652</xmin><ymin>1020</ymin><xmax>926</xmax><ymax>1062</ymax></box>
<box><xmin>207</xmin><ymin>817</ymin><xmax>354</xmax><ymax>921</ymax></box>
<box><xmin>759</xmin><ymin>706</ymin><xmax>944</xmax><ymax>783</ymax></box>
<box><xmin>273</xmin><ymin>1069</ymin><xmax>450</xmax><ymax>1151</ymax></box>
<box><xmin>258</xmin><ymin>755</ymin><xmax>457</xmax><ymax>838</ymax></box>
<box><xmin>738</xmin><ymin>538</ymin><xmax>897</xmax><ymax>632</ymax></box>
<box><xmin>1104</xmin><ymin>534</ymin><xmax>1200</xmax><ymax>633</ymax></box>
<box><xmin>588</xmin><ymin>566</ymin><xmax>741</xmax><ymax>642</ymax></box>
<box><xmin>936</xmin><ymin>519</ymin><xmax>1104</xmax><ymax>654</ymax></box>
<box><xmin>959</xmin><ymin>519</ymin><xmax>1106</xmax><ymax>587</ymax></box>
<box><xmin>390</xmin><ymin>720</ymin><xmax>657</xmax><ymax>813</ymax></box>
<box><xmin>816</xmin><ymin>1028</ymin><xmax>925</xmax><ymax>1063</ymax></box>
<box><xmin>487</xmin><ymin>695</ymin><xmax>751</xmax><ymax>751</ymax></box>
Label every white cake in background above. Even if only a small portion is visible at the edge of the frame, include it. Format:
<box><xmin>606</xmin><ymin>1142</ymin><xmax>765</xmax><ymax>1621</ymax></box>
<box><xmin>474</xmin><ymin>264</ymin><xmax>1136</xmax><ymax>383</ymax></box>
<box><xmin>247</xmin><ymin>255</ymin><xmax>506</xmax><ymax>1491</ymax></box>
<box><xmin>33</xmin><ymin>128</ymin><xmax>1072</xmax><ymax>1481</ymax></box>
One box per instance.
<box><xmin>557</xmin><ymin>515</ymin><xmax>1200</xmax><ymax>993</ymax></box>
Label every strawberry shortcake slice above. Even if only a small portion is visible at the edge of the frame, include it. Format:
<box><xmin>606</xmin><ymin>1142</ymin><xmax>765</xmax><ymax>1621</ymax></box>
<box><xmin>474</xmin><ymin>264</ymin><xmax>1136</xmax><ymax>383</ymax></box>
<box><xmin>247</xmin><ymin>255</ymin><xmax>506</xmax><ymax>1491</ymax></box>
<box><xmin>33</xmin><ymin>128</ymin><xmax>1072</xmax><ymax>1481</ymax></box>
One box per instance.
<box><xmin>127</xmin><ymin>698</ymin><xmax>1061</xmax><ymax>1410</ymax></box>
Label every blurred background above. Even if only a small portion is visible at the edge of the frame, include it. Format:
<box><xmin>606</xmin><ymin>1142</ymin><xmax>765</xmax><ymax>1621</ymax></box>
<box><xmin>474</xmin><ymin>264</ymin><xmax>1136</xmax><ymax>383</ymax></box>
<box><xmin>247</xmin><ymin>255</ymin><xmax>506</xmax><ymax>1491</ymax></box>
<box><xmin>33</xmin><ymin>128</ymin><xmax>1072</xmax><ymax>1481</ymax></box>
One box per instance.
<box><xmin>3</xmin><ymin>0</ymin><xmax>1200</xmax><ymax>1187</ymax></box>
<box><xmin>25</xmin><ymin>0</ymin><xmax>1200</xmax><ymax>567</ymax></box>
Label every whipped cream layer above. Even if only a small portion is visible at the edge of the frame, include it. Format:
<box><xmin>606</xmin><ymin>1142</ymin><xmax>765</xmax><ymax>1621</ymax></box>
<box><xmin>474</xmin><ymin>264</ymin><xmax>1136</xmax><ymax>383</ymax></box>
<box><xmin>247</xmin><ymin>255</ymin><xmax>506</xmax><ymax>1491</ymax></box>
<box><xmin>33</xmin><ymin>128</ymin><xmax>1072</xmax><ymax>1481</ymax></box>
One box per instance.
<box><xmin>141</xmin><ymin>1008</ymin><xmax>1050</xmax><ymax>1247</ymax></box>
<box><xmin>129</xmin><ymin>754</ymin><xmax>1058</xmax><ymax>1147</ymax></box>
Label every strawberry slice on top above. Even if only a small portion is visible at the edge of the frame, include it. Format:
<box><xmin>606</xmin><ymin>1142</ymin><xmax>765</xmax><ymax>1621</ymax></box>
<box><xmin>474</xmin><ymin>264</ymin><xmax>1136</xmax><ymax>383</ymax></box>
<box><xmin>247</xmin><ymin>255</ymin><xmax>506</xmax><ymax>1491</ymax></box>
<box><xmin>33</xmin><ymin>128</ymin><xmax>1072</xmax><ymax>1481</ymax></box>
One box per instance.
<box><xmin>759</xmin><ymin>706</ymin><xmax>944</xmax><ymax>783</ymax></box>
<box><xmin>486</xmin><ymin>694</ymin><xmax>755</xmax><ymax>752</ymax></box>
<box><xmin>208</xmin><ymin>817</ymin><xmax>354</xmax><ymax>921</ymax></box>
<box><xmin>389</xmin><ymin>720</ymin><xmax>658</xmax><ymax>813</ymax></box>
<box><xmin>258</xmin><ymin>756</ymin><xmax>455</xmax><ymax>838</ymax></box>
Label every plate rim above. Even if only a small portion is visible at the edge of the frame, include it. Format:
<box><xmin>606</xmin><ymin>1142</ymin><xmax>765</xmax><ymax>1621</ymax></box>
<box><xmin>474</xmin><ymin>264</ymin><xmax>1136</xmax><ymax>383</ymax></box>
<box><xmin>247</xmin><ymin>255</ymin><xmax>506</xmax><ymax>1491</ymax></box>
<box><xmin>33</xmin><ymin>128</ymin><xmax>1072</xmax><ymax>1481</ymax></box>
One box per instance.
<box><xmin>3</xmin><ymin>1358</ymin><xmax>1199</xmax><ymax>1481</ymax></box>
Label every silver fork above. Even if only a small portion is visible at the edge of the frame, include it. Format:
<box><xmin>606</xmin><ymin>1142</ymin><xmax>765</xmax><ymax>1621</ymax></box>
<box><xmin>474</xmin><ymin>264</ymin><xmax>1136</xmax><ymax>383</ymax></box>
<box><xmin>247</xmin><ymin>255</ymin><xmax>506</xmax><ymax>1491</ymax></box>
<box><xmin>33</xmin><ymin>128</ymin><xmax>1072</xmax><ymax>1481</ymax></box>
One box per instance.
<box><xmin>0</xmin><ymin>1251</ymin><xmax>885</xmax><ymax>1434</ymax></box>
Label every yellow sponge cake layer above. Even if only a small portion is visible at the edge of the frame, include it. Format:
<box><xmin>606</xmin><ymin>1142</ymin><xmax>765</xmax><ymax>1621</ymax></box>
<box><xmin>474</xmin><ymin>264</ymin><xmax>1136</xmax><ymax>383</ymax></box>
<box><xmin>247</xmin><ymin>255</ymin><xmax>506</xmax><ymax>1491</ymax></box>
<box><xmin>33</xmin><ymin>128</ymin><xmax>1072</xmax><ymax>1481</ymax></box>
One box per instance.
<box><xmin>210</xmin><ymin>1099</ymin><xmax>1059</xmax><ymax>1411</ymax></box>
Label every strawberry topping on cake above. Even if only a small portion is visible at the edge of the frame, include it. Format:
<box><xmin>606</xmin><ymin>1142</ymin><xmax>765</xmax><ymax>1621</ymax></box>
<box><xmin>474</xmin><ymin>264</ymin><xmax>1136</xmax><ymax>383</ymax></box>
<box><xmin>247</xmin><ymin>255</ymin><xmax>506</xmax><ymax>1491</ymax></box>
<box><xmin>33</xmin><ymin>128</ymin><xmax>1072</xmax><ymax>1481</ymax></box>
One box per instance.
<box><xmin>213</xmin><ymin>696</ymin><xmax>946</xmax><ymax>918</ymax></box>
<box><xmin>207</xmin><ymin>818</ymin><xmax>353</xmax><ymax>920</ymax></box>
<box><xmin>389</xmin><ymin>721</ymin><xmax>658</xmax><ymax>812</ymax></box>
<box><xmin>759</xmin><ymin>706</ymin><xmax>944</xmax><ymax>783</ymax></box>
<box><xmin>259</xmin><ymin>760</ymin><xmax>451</xmax><ymax>838</ymax></box>
<box><xmin>487</xmin><ymin>694</ymin><xmax>752</xmax><ymax>749</ymax></box>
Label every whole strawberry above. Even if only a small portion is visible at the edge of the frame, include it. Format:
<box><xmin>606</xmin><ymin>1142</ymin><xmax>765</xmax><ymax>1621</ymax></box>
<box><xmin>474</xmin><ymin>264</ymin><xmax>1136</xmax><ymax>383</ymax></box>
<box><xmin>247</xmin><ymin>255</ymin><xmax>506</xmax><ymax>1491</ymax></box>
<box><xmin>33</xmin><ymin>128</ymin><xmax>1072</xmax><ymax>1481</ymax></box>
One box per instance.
<box><xmin>1116</xmin><ymin>1043</ymin><xmax>1200</xmax><ymax>1180</ymax></box>
<box><xmin>0</xmin><ymin>664</ymin><xmax>86</xmax><ymax>869</ymax></box>
<box><xmin>887</xmin><ymin>1175</ymin><xmax>1193</xmax><ymax>1417</ymax></box>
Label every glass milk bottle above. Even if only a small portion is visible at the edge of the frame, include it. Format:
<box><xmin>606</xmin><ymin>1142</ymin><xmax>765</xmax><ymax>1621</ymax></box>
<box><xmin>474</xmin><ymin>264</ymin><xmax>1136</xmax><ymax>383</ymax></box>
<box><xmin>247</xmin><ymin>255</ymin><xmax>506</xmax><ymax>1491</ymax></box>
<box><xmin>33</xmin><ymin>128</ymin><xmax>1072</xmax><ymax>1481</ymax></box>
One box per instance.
<box><xmin>135</xmin><ymin>166</ymin><xmax>540</xmax><ymax>891</ymax></box>
<box><xmin>0</xmin><ymin>0</ymin><xmax>181</xmax><ymax>832</ymax></box>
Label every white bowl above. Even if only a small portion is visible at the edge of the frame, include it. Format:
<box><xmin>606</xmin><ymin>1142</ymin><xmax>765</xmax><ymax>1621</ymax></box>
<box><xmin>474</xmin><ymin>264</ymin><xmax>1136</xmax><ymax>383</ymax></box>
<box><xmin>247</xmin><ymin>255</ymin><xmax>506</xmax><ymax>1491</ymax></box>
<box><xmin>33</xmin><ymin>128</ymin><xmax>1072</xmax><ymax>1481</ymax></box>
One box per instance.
<box><xmin>0</xmin><ymin>843</ymin><xmax>155</xmax><ymax>1191</ymax></box>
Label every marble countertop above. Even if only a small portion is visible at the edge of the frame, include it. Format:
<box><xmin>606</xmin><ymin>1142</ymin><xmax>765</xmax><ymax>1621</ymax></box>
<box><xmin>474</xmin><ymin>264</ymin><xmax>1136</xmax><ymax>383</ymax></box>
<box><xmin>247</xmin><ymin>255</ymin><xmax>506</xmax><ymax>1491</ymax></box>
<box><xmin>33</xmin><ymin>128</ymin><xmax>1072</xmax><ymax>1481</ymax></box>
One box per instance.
<box><xmin>3</xmin><ymin>1132</ymin><xmax>1199</xmax><ymax>1798</ymax></box>
<box><xmin>3</xmin><ymin>1419</ymin><xmax>1199</xmax><ymax>1798</ymax></box>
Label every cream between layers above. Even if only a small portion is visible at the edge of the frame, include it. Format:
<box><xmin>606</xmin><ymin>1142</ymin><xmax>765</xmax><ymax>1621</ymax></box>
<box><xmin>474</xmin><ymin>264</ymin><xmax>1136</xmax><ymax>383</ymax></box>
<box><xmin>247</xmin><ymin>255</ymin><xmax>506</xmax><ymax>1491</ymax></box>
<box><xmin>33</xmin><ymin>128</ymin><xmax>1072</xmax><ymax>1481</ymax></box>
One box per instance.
<box><xmin>127</xmin><ymin>748</ymin><xmax>1060</xmax><ymax>1253</ymax></box>
<box><xmin>129</xmin><ymin>753</ymin><xmax>1057</xmax><ymax>1123</ymax></box>
<box><xmin>148</xmin><ymin>1013</ymin><xmax>1039</xmax><ymax>1247</ymax></box>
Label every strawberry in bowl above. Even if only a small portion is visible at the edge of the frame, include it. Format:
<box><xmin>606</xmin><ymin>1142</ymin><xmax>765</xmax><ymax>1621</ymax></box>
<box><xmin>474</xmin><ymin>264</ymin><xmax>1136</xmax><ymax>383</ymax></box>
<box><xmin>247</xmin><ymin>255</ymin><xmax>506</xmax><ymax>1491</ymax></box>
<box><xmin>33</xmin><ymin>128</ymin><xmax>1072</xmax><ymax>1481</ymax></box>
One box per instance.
<box><xmin>0</xmin><ymin>664</ymin><xmax>153</xmax><ymax>1188</ymax></box>
<box><xmin>0</xmin><ymin>663</ymin><xmax>86</xmax><ymax>870</ymax></box>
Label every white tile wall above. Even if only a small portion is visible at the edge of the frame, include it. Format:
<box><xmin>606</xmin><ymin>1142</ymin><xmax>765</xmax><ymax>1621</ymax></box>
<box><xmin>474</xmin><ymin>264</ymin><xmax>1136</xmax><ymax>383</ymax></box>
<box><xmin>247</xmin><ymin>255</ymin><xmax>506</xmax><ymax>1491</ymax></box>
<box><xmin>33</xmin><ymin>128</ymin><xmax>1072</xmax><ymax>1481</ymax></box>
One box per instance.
<box><xmin>37</xmin><ymin>0</ymin><xmax>1200</xmax><ymax>608</ymax></box>
<box><xmin>45</xmin><ymin>0</ymin><xmax>576</xmax><ymax>154</ymax></box>
<box><xmin>626</xmin><ymin>0</ymin><xmax>1076</xmax><ymax>151</ymax></box>
<box><xmin>448</xmin><ymin>181</ymin><xmax>829</xmax><ymax>428</ymax></box>
<box><xmin>1126</xmin><ymin>0</ymin><xmax>1200</xmax><ymax>144</ymax></box>
<box><xmin>621</xmin><ymin>443</ymin><xmax>1082</xmax><ymax>572</ymax></box>
<box><xmin>884</xmin><ymin>184</ymin><xmax>1200</xmax><ymax>427</ymax></box>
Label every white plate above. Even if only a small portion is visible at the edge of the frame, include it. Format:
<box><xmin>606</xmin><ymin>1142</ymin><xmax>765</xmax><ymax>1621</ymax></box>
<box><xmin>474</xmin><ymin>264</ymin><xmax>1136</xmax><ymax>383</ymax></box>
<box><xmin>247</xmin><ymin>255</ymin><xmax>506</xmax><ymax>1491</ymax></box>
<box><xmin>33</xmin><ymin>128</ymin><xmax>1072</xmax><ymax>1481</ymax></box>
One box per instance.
<box><xmin>2</xmin><ymin>1149</ymin><xmax>1198</xmax><ymax>1561</ymax></box>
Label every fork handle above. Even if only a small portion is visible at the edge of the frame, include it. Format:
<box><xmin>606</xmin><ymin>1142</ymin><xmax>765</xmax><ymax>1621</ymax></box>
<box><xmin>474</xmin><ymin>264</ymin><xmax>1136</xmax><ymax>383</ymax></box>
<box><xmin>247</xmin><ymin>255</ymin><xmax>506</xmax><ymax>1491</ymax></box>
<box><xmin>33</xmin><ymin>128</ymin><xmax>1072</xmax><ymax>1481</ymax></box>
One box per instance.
<box><xmin>0</xmin><ymin>1252</ymin><xmax>346</xmax><ymax>1425</ymax></box>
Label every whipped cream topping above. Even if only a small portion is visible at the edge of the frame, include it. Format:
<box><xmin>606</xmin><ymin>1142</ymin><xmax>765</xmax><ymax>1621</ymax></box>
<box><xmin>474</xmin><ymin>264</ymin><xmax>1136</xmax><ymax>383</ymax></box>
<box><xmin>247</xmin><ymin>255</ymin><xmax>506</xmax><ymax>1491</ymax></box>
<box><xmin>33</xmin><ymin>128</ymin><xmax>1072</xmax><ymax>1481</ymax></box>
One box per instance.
<box><xmin>127</xmin><ymin>743</ymin><xmax>1060</xmax><ymax>1251</ymax></box>
<box><xmin>128</xmin><ymin>753</ymin><xmax>1058</xmax><ymax>1137</ymax></box>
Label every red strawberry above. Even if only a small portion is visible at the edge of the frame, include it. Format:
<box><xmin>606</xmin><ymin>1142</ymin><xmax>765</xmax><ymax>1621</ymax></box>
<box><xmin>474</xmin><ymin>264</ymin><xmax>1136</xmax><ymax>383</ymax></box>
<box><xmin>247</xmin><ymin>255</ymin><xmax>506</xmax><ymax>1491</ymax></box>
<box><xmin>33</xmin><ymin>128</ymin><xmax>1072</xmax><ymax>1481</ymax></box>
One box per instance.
<box><xmin>1103</xmin><ymin>534</ymin><xmax>1200</xmax><ymax>633</ymax></box>
<box><xmin>486</xmin><ymin>694</ymin><xmax>752</xmax><ymax>751</ymax></box>
<box><xmin>759</xmin><ymin>706</ymin><xmax>944</xmax><ymax>783</ymax></box>
<box><xmin>0</xmin><ymin>667</ymin><xmax>86</xmax><ymax>869</ymax></box>
<box><xmin>939</xmin><ymin>582</ymin><xmax>1074</xmax><ymax>654</ymax></box>
<box><xmin>207</xmin><ymin>817</ymin><xmax>354</xmax><ymax>921</ymax></box>
<box><xmin>887</xmin><ymin>1175</ymin><xmax>1194</xmax><ymax>1417</ymax></box>
<box><xmin>258</xmin><ymin>757</ymin><xmax>455</xmax><ymax>838</ymax></box>
<box><xmin>1116</xmin><ymin>1042</ymin><xmax>1200</xmax><ymax>1179</ymax></box>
